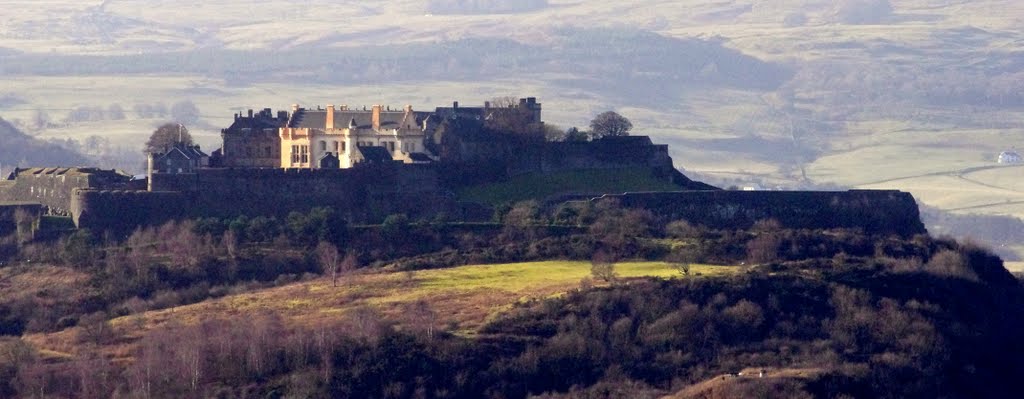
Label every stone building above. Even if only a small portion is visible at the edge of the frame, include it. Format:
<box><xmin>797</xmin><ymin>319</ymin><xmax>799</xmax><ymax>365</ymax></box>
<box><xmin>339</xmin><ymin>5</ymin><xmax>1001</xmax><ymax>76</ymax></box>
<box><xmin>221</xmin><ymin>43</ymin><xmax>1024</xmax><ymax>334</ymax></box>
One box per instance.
<box><xmin>148</xmin><ymin>143</ymin><xmax>209</xmax><ymax>175</ymax></box>
<box><xmin>434</xmin><ymin>97</ymin><xmax>542</xmax><ymax>124</ymax></box>
<box><xmin>279</xmin><ymin>104</ymin><xmax>436</xmax><ymax>169</ymax></box>
<box><xmin>219</xmin><ymin>108</ymin><xmax>289</xmax><ymax>168</ymax></box>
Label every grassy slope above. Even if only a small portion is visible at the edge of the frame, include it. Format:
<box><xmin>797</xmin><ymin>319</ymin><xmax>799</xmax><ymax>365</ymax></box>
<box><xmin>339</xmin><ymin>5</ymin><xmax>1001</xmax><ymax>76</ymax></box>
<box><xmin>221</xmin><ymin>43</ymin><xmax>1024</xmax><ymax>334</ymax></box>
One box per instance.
<box><xmin>457</xmin><ymin>168</ymin><xmax>683</xmax><ymax>205</ymax></box>
<box><xmin>24</xmin><ymin>261</ymin><xmax>736</xmax><ymax>361</ymax></box>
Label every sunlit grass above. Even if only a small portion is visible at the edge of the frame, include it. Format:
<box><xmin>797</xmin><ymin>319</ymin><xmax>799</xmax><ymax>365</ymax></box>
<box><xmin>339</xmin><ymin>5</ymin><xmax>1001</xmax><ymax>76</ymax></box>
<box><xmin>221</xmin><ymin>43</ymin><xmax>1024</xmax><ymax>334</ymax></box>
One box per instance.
<box><xmin>29</xmin><ymin>260</ymin><xmax>739</xmax><ymax>362</ymax></box>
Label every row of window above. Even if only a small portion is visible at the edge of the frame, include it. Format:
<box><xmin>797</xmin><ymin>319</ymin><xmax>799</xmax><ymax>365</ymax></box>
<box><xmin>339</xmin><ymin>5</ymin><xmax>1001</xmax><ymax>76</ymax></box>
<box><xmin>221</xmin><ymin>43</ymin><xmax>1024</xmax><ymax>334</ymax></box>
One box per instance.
<box><xmin>314</xmin><ymin>141</ymin><xmax>416</xmax><ymax>153</ymax></box>
<box><xmin>290</xmin><ymin>141</ymin><xmax>418</xmax><ymax>165</ymax></box>
<box><xmin>244</xmin><ymin>146</ymin><xmax>276</xmax><ymax>157</ymax></box>
<box><xmin>290</xmin><ymin>145</ymin><xmax>309</xmax><ymax>164</ymax></box>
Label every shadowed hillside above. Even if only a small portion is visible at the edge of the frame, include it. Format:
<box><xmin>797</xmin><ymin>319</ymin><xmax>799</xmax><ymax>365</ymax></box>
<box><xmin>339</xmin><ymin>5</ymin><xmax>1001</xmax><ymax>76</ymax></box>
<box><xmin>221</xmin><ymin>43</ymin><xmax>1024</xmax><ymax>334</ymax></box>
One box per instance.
<box><xmin>0</xmin><ymin>118</ymin><xmax>89</xmax><ymax>172</ymax></box>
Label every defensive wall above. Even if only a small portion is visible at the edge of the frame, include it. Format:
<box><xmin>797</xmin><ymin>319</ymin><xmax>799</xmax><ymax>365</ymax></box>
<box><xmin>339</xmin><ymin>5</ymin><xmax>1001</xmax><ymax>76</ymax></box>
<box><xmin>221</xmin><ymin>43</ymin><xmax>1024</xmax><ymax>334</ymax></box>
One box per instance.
<box><xmin>0</xmin><ymin>168</ymin><xmax>132</xmax><ymax>216</ymax></box>
<box><xmin>71</xmin><ymin>164</ymin><xmax>454</xmax><ymax>230</ymax></box>
<box><xmin>508</xmin><ymin>136</ymin><xmax>676</xmax><ymax>176</ymax></box>
<box><xmin>580</xmin><ymin>190</ymin><xmax>927</xmax><ymax>237</ymax></box>
<box><xmin>451</xmin><ymin>135</ymin><xmax>716</xmax><ymax>190</ymax></box>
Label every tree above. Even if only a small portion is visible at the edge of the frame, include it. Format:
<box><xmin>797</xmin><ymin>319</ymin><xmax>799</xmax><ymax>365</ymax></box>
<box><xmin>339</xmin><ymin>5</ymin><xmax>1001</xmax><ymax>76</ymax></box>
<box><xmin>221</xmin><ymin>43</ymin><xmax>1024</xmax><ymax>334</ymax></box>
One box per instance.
<box><xmin>563</xmin><ymin>127</ymin><xmax>589</xmax><ymax>142</ymax></box>
<box><xmin>589</xmin><ymin>111</ymin><xmax>632</xmax><ymax>140</ymax></box>
<box><xmin>316</xmin><ymin>241</ymin><xmax>340</xmax><ymax>287</ymax></box>
<box><xmin>144</xmin><ymin>123</ymin><xmax>192</xmax><ymax>154</ymax></box>
<box><xmin>590</xmin><ymin>250</ymin><xmax>617</xmax><ymax>283</ymax></box>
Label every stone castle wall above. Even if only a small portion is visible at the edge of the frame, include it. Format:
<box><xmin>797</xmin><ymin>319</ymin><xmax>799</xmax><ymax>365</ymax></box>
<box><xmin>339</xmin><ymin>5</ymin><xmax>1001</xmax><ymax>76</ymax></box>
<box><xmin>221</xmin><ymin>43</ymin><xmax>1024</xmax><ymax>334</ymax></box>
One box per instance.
<box><xmin>71</xmin><ymin>190</ymin><xmax>190</xmax><ymax>231</ymax></box>
<box><xmin>0</xmin><ymin>168</ymin><xmax>131</xmax><ymax>216</ymax></box>
<box><xmin>72</xmin><ymin>164</ymin><xmax>453</xmax><ymax>229</ymax></box>
<box><xmin>508</xmin><ymin>137</ymin><xmax>676</xmax><ymax>176</ymax></box>
<box><xmin>586</xmin><ymin>190</ymin><xmax>927</xmax><ymax>236</ymax></box>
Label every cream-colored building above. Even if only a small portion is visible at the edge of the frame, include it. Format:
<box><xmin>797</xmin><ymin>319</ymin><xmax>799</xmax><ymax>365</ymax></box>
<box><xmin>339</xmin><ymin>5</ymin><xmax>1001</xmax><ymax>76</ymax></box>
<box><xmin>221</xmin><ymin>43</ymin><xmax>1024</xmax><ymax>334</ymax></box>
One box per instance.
<box><xmin>279</xmin><ymin>104</ymin><xmax>436</xmax><ymax>169</ymax></box>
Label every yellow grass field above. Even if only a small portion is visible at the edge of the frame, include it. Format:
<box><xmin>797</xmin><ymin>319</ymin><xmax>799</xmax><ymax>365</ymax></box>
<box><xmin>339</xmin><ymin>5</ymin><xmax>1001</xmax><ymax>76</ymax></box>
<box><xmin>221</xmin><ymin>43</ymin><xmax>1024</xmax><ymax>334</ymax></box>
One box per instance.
<box><xmin>23</xmin><ymin>261</ymin><xmax>738</xmax><ymax>362</ymax></box>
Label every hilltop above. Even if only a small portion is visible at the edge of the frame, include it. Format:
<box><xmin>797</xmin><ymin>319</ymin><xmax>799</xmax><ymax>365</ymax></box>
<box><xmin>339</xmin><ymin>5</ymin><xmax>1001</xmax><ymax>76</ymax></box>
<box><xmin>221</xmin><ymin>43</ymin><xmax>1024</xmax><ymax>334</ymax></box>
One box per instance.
<box><xmin>1</xmin><ymin>1</ymin><xmax>1022</xmax><ymax>264</ymax></box>
<box><xmin>2</xmin><ymin>210</ymin><xmax>1022</xmax><ymax>397</ymax></box>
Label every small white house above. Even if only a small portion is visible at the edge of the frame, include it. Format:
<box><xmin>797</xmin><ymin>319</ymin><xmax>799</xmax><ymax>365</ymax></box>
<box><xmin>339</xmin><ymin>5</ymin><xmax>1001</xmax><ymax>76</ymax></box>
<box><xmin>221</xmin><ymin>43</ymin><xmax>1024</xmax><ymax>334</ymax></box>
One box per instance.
<box><xmin>998</xmin><ymin>150</ymin><xmax>1022</xmax><ymax>164</ymax></box>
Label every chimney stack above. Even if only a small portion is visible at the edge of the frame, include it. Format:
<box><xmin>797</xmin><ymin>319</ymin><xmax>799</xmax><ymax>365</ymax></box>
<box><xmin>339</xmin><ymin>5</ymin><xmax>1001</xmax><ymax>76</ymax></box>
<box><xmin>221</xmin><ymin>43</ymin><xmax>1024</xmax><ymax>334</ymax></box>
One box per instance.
<box><xmin>372</xmin><ymin>105</ymin><xmax>382</xmax><ymax>131</ymax></box>
<box><xmin>248</xmin><ymin>109</ymin><xmax>254</xmax><ymax>118</ymax></box>
<box><xmin>326</xmin><ymin>104</ymin><xmax>335</xmax><ymax>129</ymax></box>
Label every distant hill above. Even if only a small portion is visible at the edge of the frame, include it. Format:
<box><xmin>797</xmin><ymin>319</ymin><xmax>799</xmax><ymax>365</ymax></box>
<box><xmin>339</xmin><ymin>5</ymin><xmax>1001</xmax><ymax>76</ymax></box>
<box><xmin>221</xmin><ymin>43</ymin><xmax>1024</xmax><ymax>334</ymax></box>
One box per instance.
<box><xmin>0</xmin><ymin>117</ymin><xmax>90</xmax><ymax>171</ymax></box>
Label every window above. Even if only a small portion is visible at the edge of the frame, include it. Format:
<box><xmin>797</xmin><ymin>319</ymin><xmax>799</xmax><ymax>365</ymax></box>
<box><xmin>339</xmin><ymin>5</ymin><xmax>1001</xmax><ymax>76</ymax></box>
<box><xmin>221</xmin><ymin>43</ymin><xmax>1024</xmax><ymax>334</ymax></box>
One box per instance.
<box><xmin>291</xmin><ymin>145</ymin><xmax>309</xmax><ymax>164</ymax></box>
<box><xmin>341</xmin><ymin>142</ymin><xmax>346</xmax><ymax>152</ymax></box>
<box><xmin>319</xmin><ymin>141</ymin><xmax>327</xmax><ymax>151</ymax></box>
<box><xmin>385</xmin><ymin>142</ymin><xmax>396</xmax><ymax>152</ymax></box>
<box><xmin>333</xmin><ymin>141</ymin><xmax>340</xmax><ymax>153</ymax></box>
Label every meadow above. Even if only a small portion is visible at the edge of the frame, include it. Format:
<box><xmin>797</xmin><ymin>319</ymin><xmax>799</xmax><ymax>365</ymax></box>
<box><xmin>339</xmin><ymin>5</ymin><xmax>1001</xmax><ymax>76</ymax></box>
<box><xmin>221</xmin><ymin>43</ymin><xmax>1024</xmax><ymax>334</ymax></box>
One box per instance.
<box><xmin>22</xmin><ymin>260</ymin><xmax>737</xmax><ymax>361</ymax></box>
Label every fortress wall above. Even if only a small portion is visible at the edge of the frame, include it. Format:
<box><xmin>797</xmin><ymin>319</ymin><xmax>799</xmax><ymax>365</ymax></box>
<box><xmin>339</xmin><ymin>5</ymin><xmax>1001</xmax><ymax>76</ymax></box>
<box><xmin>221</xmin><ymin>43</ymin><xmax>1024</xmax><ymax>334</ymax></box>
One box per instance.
<box><xmin>144</xmin><ymin>165</ymin><xmax>451</xmax><ymax>224</ymax></box>
<box><xmin>0</xmin><ymin>171</ymin><xmax>93</xmax><ymax>215</ymax></box>
<box><xmin>508</xmin><ymin>138</ymin><xmax>676</xmax><ymax>177</ymax></box>
<box><xmin>71</xmin><ymin>190</ymin><xmax>191</xmax><ymax>231</ymax></box>
<box><xmin>594</xmin><ymin>190</ymin><xmax>927</xmax><ymax>236</ymax></box>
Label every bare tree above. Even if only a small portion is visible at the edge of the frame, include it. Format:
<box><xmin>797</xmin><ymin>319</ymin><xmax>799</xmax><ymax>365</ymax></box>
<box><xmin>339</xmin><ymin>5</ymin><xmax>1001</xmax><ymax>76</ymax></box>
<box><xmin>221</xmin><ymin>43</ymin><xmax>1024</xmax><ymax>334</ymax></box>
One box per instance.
<box><xmin>144</xmin><ymin>123</ymin><xmax>192</xmax><ymax>154</ymax></box>
<box><xmin>591</xmin><ymin>250</ymin><xmax>618</xmax><ymax>283</ymax></box>
<box><xmin>339</xmin><ymin>252</ymin><xmax>358</xmax><ymax>286</ymax></box>
<box><xmin>316</xmin><ymin>241</ymin><xmax>340</xmax><ymax>286</ymax></box>
<box><xmin>408</xmin><ymin>300</ymin><xmax>437</xmax><ymax>340</ymax></box>
<box><xmin>589</xmin><ymin>111</ymin><xmax>633</xmax><ymax>140</ymax></box>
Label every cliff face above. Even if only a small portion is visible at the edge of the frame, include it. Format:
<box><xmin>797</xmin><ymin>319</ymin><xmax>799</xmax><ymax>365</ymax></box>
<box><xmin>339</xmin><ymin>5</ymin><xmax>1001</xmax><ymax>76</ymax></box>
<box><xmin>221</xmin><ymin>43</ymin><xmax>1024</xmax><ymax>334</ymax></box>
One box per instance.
<box><xmin>596</xmin><ymin>190</ymin><xmax>927</xmax><ymax>236</ymax></box>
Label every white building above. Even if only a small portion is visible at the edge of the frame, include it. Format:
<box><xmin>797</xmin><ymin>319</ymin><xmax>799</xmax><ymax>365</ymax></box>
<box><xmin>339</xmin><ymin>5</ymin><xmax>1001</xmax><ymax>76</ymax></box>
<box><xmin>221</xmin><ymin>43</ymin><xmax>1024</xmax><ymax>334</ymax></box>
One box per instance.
<box><xmin>998</xmin><ymin>150</ymin><xmax>1022</xmax><ymax>164</ymax></box>
<box><xmin>279</xmin><ymin>104</ymin><xmax>436</xmax><ymax>169</ymax></box>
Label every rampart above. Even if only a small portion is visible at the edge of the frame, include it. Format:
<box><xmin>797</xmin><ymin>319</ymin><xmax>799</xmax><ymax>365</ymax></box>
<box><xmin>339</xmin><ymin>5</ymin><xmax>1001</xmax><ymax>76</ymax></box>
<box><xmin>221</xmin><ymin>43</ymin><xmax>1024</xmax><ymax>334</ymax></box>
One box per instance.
<box><xmin>585</xmin><ymin>190</ymin><xmax>927</xmax><ymax>237</ymax></box>
<box><xmin>0</xmin><ymin>168</ymin><xmax>131</xmax><ymax>215</ymax></box>
<box><xmin>71</xmin><ymin>164</ymin><xmax>454</xmax><ymax>230</ymax></box>
<box><xmin>71</xmin><ymin>190</ymin><xmax>189</xmax><ymax>231</ymax></box>
<box><xmin>508</xmin><ymin>136</ymin><xmax>677</xmax><ymax>176</ymax></box>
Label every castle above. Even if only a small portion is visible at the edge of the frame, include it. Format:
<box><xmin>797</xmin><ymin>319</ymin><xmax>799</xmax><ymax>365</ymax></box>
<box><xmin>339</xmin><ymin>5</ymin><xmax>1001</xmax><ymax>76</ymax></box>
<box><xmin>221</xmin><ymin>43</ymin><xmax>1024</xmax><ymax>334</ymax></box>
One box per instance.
<box><xmin>217</xmin><ymin>97</ymin><xmax>543</xmax><ymax>170</ymax></box>
<box><xmin>0</xmin><ymin>96</ymin><xmax>927</xmax><ymax>237</ymax></box>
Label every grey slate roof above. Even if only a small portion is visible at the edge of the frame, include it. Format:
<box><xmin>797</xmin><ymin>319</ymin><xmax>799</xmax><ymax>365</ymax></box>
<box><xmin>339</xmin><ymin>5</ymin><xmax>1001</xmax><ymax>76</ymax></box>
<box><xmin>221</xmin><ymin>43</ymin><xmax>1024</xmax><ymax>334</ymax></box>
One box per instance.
<box><xmin>356</xmin><ymin>146</ymin><xmax>393</xmax><ymax>163</ymax></box>
<box><xmin>288</xmin><ymin>109</ymin><xmax>432</xmax><ymax>129</ymax></box>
